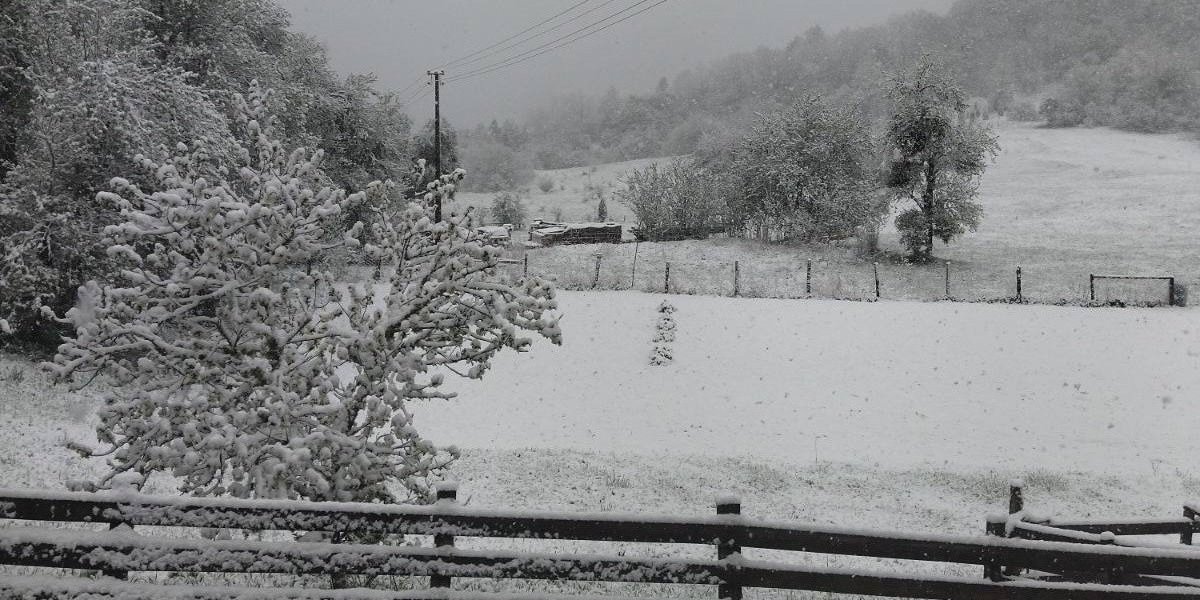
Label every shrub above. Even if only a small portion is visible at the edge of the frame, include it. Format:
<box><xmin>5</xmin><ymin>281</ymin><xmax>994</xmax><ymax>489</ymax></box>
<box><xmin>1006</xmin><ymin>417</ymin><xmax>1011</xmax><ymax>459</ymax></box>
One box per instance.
<box><xmin>617</xmin><ymin>158</ymin><xmax>728</xmax><ymax>241</ymax></box>
<box><xmin>1039</xmin><ymin>98</ymin><xmax>1086</xmax><ymax>128</ymax></box>
<box><xmin>723</xmin><ymin>95</ymin><xmax>885</xmax><ymax>243</ymax></box>
<box><xmin>50</xmin><ymin>83</ymin><xmax>562</xmax><ymax>502</ymax></box>
<box><xmin>1007</xmin><ymin>101</ymin><xmax>1040</xmax><ymax>122</ymax></box>
<box><xmin>536</xmin><ymin>176</ymin><xmax>554</xmax><ymax>193</ymax></box>
<box><xmin>490</xmin><ymin>191</ymin><xmax>527</xmax><ymax>226</ymax></box>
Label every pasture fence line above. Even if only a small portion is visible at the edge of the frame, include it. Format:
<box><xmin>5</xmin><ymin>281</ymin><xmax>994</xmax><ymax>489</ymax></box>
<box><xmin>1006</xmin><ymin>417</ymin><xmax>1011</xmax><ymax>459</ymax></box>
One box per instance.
<box><xmin>506</xmin><ymin>249</ymin><xmax>1186</xmax><ymax>307</ymax></box>
<box><xmin>2</xmin><ymin>487</ymin><xmax>1200</xmax><ymax>598</ymax></box>
<box><xmin>988</xmin><ymin>479</ymin><xmax>1200</xmax><ymax>587</ymax></box>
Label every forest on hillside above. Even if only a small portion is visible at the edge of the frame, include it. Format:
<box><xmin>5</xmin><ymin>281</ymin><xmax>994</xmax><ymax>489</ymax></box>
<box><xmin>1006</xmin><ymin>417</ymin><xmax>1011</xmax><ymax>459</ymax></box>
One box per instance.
<box><xmin>497</xmin><ymin>0</ymin><xmax>1200</xmax><ymax>169</ymax></box>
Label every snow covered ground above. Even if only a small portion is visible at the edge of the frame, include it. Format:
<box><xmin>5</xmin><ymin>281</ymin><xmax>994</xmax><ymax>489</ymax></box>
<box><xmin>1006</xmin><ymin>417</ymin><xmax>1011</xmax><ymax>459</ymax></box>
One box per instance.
<box><xmin>3</xmin><ymin>287</ymin><xmax>1200</xmax><ymax>596</ymax></box>
<box><xmin>416</xmin><ymin>290</ymin><xmax>1200</xmax><ymax>478</ymax></box>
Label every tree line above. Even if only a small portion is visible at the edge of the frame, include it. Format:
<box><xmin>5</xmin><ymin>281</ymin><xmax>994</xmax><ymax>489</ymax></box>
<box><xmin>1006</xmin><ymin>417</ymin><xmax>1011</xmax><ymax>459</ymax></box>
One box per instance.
<box><xmin>0</xmin><ymin>0</ymin><xmax>431</xmax><ymax>348</ymax></box>
<box><xmin>619</xmin><ymin>57</ymin><xmax>998</xmax><ymax>263</ymax></box>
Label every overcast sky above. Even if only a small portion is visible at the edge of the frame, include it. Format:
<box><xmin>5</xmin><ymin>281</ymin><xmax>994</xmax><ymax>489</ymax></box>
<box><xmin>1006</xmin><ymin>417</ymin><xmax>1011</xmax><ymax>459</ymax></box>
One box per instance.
<box><xmin>277</xmin><ymin>0</ymin><xmax>956</xmax><ymax>127</ymax></box>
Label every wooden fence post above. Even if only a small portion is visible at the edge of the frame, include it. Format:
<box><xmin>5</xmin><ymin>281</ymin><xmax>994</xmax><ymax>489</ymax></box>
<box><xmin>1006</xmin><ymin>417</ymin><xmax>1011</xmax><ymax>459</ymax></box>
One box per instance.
<box><xmin>664</xmin><ymin>262</ymin><xmax>671</xmax><ymax>293</ymax></box>
<box><xmin>716</xmin><ymin>497</ymin><xmax>742</xmax><ymax>600</ymax></box>
<box><xmin>733</xmin><ymin>261</ymin><xmax>740</xmax><ymax>297</ymax></box>
<box><xmin>430</xmin><ymin>483</ymin><xmax>458</xmax><ymax>589</ymax></box>
<box><xmin>944</xmin><ymin>261</ymin><xmax>951</xmax><ymax>298</ymax></box>
<box><xmin>523</xmin><ymin>254</ymin><xmax>528</xmax><ymax>278</ymax></box>
<box><xmin>1089</xmin><ymin>274</ymin><xmax>1096</xmax><ymax>301</ymax></box>
<box><xmin>1184</xmin><ymin>505</ymin><xmax>1196</xmax><ymax>545</ymax></box>
<box><xmin>592</xmin><ymin>254</ymin><xmax>602</xmax><ymax>289</ymax></box>
<box><xmin>806</xmin><ymin>259</ymin><xmax>812</xmax><ymax>296</ymax></box>
<box><xmin>1008</xmin><ymin>479</ymin><xmax>1024</xmax><ymax>515</ymax></box>
<box><xmin>1016</xmin><ymin>266</ymin><xmax>1023</xmax><ymax>302</ymax></box>
<box><xmin>873</xmin><ymin>262</ymin><xmax>880</xmax><ymax>299</ymax></box>
<box><xmin>984</xmin><ymin>513</ymin><xmax>1006</xmax><ymax>582</ymax></box>
<box><xmin>1169</xmin><ymin>276</ymin><xmax>1177</xmax><ymax>307</ymax></box>
<box><xmin>104</xmin><ymin>521</ymin><xmax>130</xmax><ymax>580</ymax></box>
<box><xmin>1004</xmin><ymin>479</ymin><xmax>1024</xmax><ymax>577</ymax></box>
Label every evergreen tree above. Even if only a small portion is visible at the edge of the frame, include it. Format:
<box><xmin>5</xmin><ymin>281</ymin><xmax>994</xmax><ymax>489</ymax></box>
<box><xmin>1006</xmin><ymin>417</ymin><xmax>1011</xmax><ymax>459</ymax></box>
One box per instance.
<box><xmin>597</xmin><ymin>192</ymin><xmax>608</xmax><ymax>222</ymax></box>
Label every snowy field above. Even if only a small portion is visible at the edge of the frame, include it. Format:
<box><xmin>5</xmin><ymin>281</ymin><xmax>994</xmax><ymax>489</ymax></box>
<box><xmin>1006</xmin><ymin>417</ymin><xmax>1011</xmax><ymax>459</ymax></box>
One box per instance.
<box><xmin>3</xmin><ymin>289</ymin><xmax>1200</xmax><ymax>596</ymax></box>
<box><xmin>2</xmin><ymin>122</ymin><xmax>1199</xmax><ymax>596</ymax></box>
<box><xmin>418</xmin><ymin>290</ymin><xmax>1200</xmax><ymax>477</ymax></box>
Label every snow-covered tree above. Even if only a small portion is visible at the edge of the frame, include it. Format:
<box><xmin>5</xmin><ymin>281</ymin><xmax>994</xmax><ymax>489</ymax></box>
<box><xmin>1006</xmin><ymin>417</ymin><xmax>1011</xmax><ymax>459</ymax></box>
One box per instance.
<box><xmin>0</xmin><ymin>0</ymin><xmax>232</xmax><ymax>348</ymax></box>
<box><xmin>725</xmin><ymin>95</ymin><xmax>885</xmax><ymax>243</ymax></box>
<box><xmin>883</xmin><ymin>56</ymin><xmax>999</xmax><ymax>262</ymax></box>
<box><xmin>51</xmin><ymin>83</ymin><xmax>561</xmax><ymax>503</ymax></box>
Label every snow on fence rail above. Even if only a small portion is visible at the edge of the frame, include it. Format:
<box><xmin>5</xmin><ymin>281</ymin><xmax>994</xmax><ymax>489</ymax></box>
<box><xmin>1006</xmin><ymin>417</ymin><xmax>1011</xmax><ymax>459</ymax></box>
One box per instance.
<box><xmin>2</xmin><ymin>486</ymin><xmax>1200</xmax><ymax>599</ymax></box>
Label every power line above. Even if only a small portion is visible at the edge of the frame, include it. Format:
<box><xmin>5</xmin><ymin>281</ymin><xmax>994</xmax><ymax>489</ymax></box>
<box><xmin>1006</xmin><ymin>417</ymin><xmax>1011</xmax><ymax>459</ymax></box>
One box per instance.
<box><xmin>447</xmin><ymin>0</ymin><xmax>623</xmax><ymax>72</ymax></box>
<box><xmin>397</xmin><ymin>80</ymin><xmax>432</xmax><ymax>107</ymax></box>
<box><xmin>393</xmin><ymin>75</ymin><xmax>427</xmax><ymax>99</ymax></box>
<box><xmin>445</xmin><ymin>0</ymin><xmax>668</xmax><ymax>84</ymax></box>
<box><xmin>437</xmin><ymin>0</ymin><xmax>591</xmax><ymax>70</ymax></box>
<box><xmin>446</xmin><ymin>0</ymin><xmax>658</xmax><ymax>82</ymax></box>
<box><xmin>400</xmin><ymin>87</ymin><xmax>432</xmax><ymax>110</ymax></box>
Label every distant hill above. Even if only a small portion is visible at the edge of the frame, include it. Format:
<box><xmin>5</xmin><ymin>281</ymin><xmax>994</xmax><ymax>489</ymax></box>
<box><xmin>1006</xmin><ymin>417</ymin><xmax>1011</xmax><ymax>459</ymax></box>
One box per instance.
<box><xmin>517</xmin><ymin>0</ymin><xmax>1200</xmax><ymax>169</ymax></box>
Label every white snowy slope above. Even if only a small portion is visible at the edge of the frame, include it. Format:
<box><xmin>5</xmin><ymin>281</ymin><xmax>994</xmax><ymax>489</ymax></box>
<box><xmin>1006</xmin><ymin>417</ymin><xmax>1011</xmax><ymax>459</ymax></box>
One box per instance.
<box><xmin>415</xmin><ymin>290</ymin><xmax>1200</xmax><ymax>476</ymax></box>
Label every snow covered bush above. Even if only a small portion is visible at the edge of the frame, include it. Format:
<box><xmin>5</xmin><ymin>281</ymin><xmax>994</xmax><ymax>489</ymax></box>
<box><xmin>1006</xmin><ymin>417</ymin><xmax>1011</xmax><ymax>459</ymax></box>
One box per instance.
<box><xmin>50</xmin><ymin>82</ymin><xmax>562</xmax><ymax>503</ymax></box>
<box><xmin>649</xmin><ymin>301</ymin><xmax>676</xmax><ymax>366</ymax></box>
<box><xmin>489</xmin><ymin>191</ymin><xmax>527</xmax><ymax>226</ymax></box>
<box><xmin>0</xmin><ymin>0</ymin><xmax>233</xmax><ymax>349</ymax></box>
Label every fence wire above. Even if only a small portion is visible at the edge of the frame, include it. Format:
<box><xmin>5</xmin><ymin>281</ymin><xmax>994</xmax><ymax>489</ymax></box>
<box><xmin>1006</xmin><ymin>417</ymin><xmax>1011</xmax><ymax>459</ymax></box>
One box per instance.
<box><xmin>505</xmin><ymin>245</ymin><xmax>1185</xmax><ymax>307</ymax></box>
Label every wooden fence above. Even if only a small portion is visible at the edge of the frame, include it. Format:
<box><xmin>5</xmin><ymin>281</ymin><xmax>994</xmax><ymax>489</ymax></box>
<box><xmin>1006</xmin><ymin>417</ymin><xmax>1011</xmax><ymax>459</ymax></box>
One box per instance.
<box><xmin>2</xmin><ymin>485</ymin><xmax>1200</xmax><ymax>599</ymax></box>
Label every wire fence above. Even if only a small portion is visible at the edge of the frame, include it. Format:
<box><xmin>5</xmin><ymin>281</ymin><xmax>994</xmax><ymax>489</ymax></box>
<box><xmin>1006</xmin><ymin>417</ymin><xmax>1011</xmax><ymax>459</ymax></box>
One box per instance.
<box><xmin>502</xmin><ymin>247</ymin><xmax>1186</xmax><ymax>307</ymax></box>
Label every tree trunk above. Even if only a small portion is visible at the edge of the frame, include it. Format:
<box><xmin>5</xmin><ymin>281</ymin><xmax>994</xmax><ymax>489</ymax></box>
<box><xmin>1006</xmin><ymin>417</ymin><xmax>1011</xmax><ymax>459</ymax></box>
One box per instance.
<box><xmin>923</xmin><ymin>160</ymin><xmax>938</xmax><ymax>261</ymax></box>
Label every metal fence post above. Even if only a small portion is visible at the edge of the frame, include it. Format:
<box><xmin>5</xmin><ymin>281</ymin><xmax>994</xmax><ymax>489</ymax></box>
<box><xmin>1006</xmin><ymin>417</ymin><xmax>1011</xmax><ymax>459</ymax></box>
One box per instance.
<box><xmin>944</xmin><ymin>261</ymin><xmax>951</xmax><ymax>298</ymax></box>
<box><xmin>1016</xmin><ymin>266</ymin><xmax>1023</xmax><ymax>302</ymax></box>
<box><xmin>630</xmin><ymin>241</ymin><xmax>640</xmax><ymax>289</ymax></box>
<box><xmin>523</xmin><ymin>254</ymin><xmax>528</xmax><ymax>278</ymax></box>
<box><xmin>716</xmin><ymin>497</ymin><xmax>742</xmax><ymax>600</ymax></box>
<box><xmin>430</xmin><ymin>483</ymin><xmax>457</xmax><ymax>589</ymax></box>
<box><xmin>806</xmin><ymin>259</ymin><xmax>812</xmax><ymax>295</ymax></box>
<box><xmin>1089</xmin><ymin>274</ymin><xmax>1096</xmax><ymax>301</ymax></box>
<box><xmin>664</xmin><ymin>262</ymin><xmax>671</xmax><ymax>293</ymax></box>
<box><xmin>733</xmin><ymin>261</ymin><xmax>739</xmax><ymax>297</ymax></box>
<box><xmin>873</xmin><ymin>262</ymin><xmax>880</xmax><ymax>299</ymax></box>
<box><xmin>592</xmin><ymin>254</ymin><xmax>602</xmax><ymax>289</ymax></box>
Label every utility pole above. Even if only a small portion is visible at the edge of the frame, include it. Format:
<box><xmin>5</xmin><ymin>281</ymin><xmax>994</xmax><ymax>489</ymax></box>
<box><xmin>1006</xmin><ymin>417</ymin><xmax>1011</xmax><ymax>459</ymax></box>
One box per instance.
<box><xmin>427</xmin><ymin>69</ymin><xmax>445</xmax><ymax>221</ymax></box>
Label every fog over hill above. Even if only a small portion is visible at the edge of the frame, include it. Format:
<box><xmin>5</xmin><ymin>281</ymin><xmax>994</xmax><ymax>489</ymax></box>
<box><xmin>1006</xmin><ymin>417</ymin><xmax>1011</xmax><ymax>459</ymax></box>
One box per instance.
<box><xmin>277</xmin><ymin>0</ymin><xmax>955</xmax><ymax>125</ymax></box>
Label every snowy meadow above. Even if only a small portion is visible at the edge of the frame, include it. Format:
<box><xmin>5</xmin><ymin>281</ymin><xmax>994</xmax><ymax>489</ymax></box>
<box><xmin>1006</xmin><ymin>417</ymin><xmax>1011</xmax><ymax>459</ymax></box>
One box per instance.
<box><xmin>5</xmin><ymin>0</ymin><xmax>1200</xmax><ymax>597</ymax></box>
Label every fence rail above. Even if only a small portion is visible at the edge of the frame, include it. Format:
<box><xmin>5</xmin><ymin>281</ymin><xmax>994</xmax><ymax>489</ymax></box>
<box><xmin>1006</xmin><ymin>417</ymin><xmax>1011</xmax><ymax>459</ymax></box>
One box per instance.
<box><xmin>4</xmin><ymin>487</ymin><xmax>1200</xmax><ymax>598</ymax></box>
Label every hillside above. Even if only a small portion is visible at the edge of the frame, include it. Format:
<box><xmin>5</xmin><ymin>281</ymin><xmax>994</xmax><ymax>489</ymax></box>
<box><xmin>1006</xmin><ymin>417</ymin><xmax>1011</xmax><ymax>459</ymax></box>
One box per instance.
<box><xmin>462</xmin><ymin>120</ymin><xmax>1200</xmax><ymax>304</ymax></box>
<box><xmin>515</xmin><ymin>0</ymin><xmax>1200</xmax><ymax>168</ymax></box>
